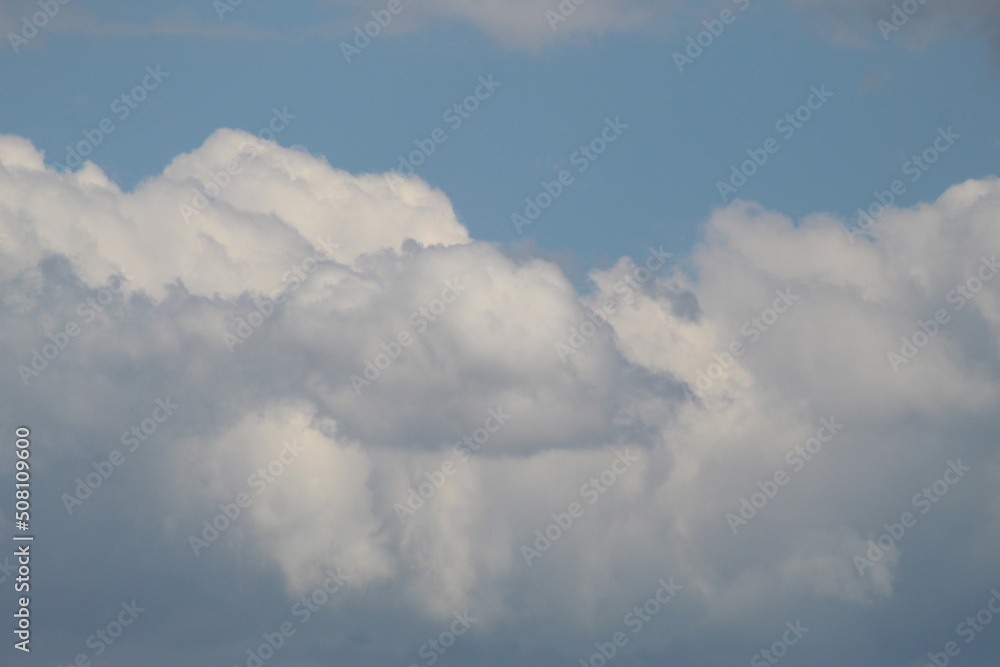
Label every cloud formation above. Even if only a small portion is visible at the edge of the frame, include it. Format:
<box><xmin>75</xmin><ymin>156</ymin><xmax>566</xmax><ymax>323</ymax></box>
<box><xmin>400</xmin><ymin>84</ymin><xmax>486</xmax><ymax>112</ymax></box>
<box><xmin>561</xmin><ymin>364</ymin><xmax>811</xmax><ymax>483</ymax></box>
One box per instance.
<box><xmin>6</xmin><ymin>0</ymin><xmax>1000</xmax><ymax>59</ymax></box>
<box><xmin>1</xmin><ymin>131</ymin><xmax>999</xmax><ymax>665</ymax></box>
<box><xmin>787</xmin><ymin>0</ymin><xmax>1000</xmax><ymax>61</ymax></box>
<box><xmin>387</xmin><ymin>0</ymin><xmax>679</xmax><ymax>50</ymax></box>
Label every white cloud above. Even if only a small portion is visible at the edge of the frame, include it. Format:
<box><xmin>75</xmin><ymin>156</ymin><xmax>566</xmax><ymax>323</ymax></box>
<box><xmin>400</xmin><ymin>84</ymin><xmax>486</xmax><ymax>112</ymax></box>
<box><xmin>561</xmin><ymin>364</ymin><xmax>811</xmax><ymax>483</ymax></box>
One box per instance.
<box><xmin>1</xmin><ymin>131</ymin><xmax>999</xmax><ymax>662</ymax></box>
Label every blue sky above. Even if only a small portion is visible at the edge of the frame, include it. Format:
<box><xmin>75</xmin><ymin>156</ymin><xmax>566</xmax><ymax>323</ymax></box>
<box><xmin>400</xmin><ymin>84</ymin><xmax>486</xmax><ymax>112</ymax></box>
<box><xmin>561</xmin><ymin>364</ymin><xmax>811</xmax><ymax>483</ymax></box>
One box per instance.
<box><xmin>2</xmin><ymin>2</ymin><xmax>1000</xmax><ymax>666</ymax></box>
<box><xmin>3</xmin><ymin>0</ymin><xmax>998</xmax><ymax>282</ymax></box>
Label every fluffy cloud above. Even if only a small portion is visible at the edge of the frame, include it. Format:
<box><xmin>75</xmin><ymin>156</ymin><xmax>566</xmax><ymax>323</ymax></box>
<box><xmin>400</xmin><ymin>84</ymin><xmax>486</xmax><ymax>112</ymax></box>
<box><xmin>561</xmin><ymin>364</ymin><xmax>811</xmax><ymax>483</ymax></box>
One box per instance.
<box><xmin>1</xmin><ymin>131</ymin><xmax>999</xmax><ymax>664</ymax></box>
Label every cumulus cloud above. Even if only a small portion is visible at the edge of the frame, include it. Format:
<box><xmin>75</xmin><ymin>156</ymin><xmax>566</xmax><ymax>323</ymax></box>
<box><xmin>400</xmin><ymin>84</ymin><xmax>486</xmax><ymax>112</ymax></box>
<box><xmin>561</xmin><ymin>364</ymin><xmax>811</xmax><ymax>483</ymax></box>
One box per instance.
<box><xmin>1</xmin><ymin>131</ymin><xmax>999</xmax><ymax>664</ymax></box>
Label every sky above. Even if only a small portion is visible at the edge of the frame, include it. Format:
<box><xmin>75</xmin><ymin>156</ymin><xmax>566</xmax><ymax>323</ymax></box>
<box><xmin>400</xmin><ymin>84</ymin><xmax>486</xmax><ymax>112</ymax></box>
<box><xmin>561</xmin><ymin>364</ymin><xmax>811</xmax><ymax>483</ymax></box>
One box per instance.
<box><xmin>0</xmin><ymin>1</ymin><xmax>999</xmax><ymax>666</ymax></box>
